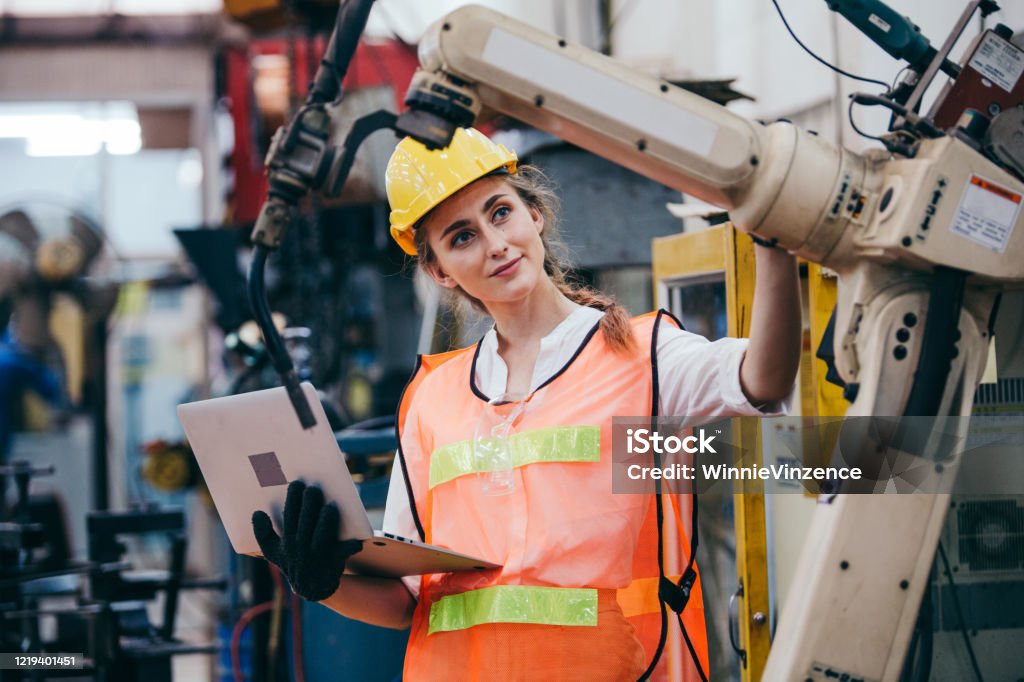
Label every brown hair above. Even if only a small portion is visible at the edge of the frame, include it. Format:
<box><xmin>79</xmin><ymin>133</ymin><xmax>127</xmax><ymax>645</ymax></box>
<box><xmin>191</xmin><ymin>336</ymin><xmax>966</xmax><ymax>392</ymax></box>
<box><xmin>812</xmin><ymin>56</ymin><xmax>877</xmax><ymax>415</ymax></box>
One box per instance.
<box><xmin>413</xmin><ymin>165</ymin><xmax>637</xmax><ymax>354</ymax></box>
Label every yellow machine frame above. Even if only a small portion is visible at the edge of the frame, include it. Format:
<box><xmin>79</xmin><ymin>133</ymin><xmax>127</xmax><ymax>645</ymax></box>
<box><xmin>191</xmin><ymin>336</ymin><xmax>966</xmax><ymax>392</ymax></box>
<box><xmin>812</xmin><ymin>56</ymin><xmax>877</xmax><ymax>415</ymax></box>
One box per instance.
<box><xmin>652</xmin><ymin>223</ymin><xmax>842</xmax><ymax>680</ymax></box>
<box><xmin>652</xmin><ymin>223</ymin><xmax>771</xmax><ymax>680</ymax></box>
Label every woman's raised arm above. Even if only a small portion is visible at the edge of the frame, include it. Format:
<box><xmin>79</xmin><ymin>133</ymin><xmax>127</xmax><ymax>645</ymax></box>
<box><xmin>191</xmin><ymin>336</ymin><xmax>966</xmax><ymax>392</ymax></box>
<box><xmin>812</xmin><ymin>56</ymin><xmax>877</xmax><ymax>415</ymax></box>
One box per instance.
<box><xmin>739</xmin><ymin>244</ymin><xmax>802</xmax><ymax>404</ymax></box>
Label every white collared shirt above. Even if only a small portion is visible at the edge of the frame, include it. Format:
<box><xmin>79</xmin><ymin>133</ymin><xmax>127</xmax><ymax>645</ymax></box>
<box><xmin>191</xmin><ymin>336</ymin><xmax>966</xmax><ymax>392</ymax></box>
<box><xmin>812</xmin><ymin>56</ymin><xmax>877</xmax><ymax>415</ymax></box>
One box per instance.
<box><xmin>383</xmin><ymin>305</ymin><xmax>789</xmax><ymax>596</ymax></box>
<box><xmin>473</xmin><ymin>305</ymin><xmax>785</xmax><ymax>416</ymax></box>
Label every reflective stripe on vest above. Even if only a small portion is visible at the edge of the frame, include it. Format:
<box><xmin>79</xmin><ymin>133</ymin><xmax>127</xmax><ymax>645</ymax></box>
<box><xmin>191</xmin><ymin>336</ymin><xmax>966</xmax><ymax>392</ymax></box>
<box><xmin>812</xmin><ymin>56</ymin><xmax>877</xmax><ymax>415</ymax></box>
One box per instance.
<box><xmin>428</xmin><ymin>585</ymin><xmax>599</xmax><ymax>634</ymax></box>
<box><xmin>428</xmin><ymin>425</ymin><xmax>601</xmax><ymax>489</ymax></box>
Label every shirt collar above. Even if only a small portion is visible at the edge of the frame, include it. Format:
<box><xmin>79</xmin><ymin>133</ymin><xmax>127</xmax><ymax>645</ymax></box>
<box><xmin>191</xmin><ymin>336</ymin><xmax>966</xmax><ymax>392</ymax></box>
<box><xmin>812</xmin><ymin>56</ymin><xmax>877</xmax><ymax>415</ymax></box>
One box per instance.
<box><xmin>474</xmin><ymin>305</ymin><xmax>605</xmax><ymax>398</ymax></box>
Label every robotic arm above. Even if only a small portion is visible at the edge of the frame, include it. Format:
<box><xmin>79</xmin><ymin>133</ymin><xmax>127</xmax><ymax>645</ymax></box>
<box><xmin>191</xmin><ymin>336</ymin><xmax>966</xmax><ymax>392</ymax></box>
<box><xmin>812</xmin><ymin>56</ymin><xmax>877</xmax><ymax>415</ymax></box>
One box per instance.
<box><xmin>407</xmin><ymin>4</ymin><xmax>1022</xmax><ymax>276</ymax></box>
<box><xmin>405</xmin><ymin>4</ymin><xmax>1024</xmax><ymax>422</ymax></box>
<box><xmin>246</xmin><ymin>1</ymin><xmax>1018</xmax><ymax>676</ymax></box>
<box><xmin>393</xmin><ymin>4</ymin><xmax>1022</xmax><ymax>680</ymax></box>
<box><xmin>409</xmin><ymin>5</ymin><xmax>845</xmax><ymax>253</ymax></box>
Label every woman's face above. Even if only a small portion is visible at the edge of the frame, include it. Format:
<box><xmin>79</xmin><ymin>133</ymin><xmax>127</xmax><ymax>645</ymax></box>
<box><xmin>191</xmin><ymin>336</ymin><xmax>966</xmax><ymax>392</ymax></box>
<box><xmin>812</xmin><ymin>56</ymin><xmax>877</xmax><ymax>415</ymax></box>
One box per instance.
<box><xmin>420</xmin><ymin>174</ymin><xmax>546</xmax><ymax>307</ymax></box>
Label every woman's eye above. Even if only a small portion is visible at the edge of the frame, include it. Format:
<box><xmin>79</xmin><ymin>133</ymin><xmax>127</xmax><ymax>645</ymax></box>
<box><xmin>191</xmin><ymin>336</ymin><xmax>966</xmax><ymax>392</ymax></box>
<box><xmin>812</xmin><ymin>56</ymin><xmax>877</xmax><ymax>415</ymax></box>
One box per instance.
<box><xmin>492</xmin><ymin>206</ymin><xmax>511</xmax><ymax>222</ymax></box>
<box><xmin>451</xmin><ymin>230</ymin><xmax>473</xmax><ymax>247</ymax></box>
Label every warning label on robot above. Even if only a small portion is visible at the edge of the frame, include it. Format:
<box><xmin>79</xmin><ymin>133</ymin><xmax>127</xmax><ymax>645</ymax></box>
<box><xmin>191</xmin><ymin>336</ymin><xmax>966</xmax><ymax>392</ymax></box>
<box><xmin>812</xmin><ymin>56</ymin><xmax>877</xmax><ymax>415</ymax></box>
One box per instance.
<box><xmin>968</xmin><ymin>31</ymin><xmax>1024</xmax><ymax>92</ymax></box>
<box><xmin>950</xmin><ymin>174</ymin><xmax>1022</xmax><ymax>253</ymax></box>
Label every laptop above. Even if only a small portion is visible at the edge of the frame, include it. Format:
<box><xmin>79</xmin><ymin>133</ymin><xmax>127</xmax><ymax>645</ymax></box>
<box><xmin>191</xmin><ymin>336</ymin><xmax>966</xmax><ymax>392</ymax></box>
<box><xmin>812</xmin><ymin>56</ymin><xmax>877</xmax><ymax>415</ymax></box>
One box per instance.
<box><xmin>177</xmin><ymin>383</ymin><xmax>501</xmax><ymax>578</ymax></box>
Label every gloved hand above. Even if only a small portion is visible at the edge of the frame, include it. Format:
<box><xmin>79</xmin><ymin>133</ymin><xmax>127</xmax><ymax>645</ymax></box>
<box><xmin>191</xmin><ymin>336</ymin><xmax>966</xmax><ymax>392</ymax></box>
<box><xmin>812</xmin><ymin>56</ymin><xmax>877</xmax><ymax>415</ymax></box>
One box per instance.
<box><xmin>252</xmin><ymin>480</ymin><xmax>363</xmax><ymax>602</ymax></box>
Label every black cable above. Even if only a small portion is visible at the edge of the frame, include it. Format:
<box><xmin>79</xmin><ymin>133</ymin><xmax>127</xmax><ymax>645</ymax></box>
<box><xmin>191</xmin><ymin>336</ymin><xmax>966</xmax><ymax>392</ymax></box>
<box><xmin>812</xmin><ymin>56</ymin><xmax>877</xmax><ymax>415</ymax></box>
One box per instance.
<box><xmin>847</xmin><ymin>96</ymin><xmax>889</xmax><ymax>144</ymax></box>
<box><xmin>851</xmin><ymin>92</ymin><xmax>943</xmax><ymax>137</ymax></box>
<box><xmin>771</xmin><ymin>0</ymin><xmax>890</xmax><ymax>90</ymax></box>
<box><xmin>248</xmin><ymin>247</ymin><xmax>287</xmax><ymax>369</ymax></box>
<box><xmin>846</xmin><ymin>96</ymin><xmax>924</xmax><ymax>155</ymax></box>
<box><xmin>308</xmin><ymin>0</ymin><xmax>376</xmax><ymax>104</ymax></box>
<box><xmin>937</xmin><ymin>542</ymin><xmax>985</xmax><ymax>682</ymax></box>
<box><xmin>890</xmin><ymin>65</ymin><xmax>912</xmax><ymax>94</ymax></box>
<box><xmin>247</xmin><ymin>244</ymin><xmax>316</xmax><ymax>428</ymax></box>
<box><xmin>852</xmin><ymin>92</ymin><xmax>912</xmax><ymax>118</ymax></box>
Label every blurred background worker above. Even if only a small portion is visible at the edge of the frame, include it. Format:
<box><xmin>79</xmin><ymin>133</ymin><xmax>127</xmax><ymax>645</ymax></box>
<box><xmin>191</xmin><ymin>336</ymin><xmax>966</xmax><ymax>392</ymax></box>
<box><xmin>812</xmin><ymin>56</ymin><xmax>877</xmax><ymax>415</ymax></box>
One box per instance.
<box><xmin>0</xmin><ymin>328</ymin><xmax>63</xmax><ymax>462</ymax></box>
<box><xmin>252</xmin><ymin>127</ymin><xmax>801</xmax><ymax>681</ymax></box>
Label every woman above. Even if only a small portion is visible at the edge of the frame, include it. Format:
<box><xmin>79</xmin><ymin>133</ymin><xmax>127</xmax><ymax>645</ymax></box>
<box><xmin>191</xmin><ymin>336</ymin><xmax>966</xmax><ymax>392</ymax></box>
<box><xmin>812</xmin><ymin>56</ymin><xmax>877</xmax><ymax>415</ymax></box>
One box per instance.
<box><xmin>253</xmin><ymin>127</ymin><xmax>801</xmax><ymax>681</ymax></box>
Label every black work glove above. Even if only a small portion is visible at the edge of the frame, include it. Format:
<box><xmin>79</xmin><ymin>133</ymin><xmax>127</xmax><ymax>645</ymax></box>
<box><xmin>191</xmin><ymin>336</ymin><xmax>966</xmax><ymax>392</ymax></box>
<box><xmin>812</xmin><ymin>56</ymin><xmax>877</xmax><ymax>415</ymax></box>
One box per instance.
<box><xmin>252</xmin><ymin>480</ymin><xmax>363</xmax><ymax>602</ymax></box>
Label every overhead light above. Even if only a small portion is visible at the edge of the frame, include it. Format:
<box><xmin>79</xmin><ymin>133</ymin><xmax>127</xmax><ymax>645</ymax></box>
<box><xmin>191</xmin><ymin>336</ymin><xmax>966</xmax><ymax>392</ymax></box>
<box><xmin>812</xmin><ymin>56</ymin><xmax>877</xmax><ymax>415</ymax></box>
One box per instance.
<box><xmin>0</xmin><ymin>0</ymin><xmax>223</xmax><ymax>16</ymax></box>
<box><xmin>0</xmin><ymin>114</ymin><xmax>81</xmax><ymax>139</ymax></box>
<box><xmin>25</xmin><ymin>128</ymin><xmax>104</xmax><ymax>157</ymax></box>
<box><xmin>0</xmin><ymin>108</ymin><xmax>142</xmax><ymax>157</ymax></box>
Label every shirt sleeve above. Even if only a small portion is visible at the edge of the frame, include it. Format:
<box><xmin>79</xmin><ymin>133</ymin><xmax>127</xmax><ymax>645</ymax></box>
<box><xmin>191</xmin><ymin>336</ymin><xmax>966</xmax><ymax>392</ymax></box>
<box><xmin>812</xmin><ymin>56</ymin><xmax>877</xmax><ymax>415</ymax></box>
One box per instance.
<box><xmin>656</xmin><ymin>325</ymin><xmax>793</xmax><ymax>417</ymax></box>
<box><xmin>381</xmin><ymin>460</ymin><xmax>422</xmax><ymax>599</ymax></box>
<box><xmin>383</xmin><ymin>395</ymin><xmax>433</xmax><ymax>601</ymax></box>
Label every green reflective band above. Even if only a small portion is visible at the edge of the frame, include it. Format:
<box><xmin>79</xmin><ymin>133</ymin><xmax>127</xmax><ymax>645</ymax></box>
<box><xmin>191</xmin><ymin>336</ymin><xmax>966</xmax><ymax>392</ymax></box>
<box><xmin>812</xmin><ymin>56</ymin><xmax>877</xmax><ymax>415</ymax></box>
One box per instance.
<box><xmin>428</xmin><ymin>425</ymin><xmax>601</xmax><ymax>489</ymax></box>
<box><xmin>428</xmin><ymin>585</ymin><xmax>598</xmax><ymax>634</ymax></box>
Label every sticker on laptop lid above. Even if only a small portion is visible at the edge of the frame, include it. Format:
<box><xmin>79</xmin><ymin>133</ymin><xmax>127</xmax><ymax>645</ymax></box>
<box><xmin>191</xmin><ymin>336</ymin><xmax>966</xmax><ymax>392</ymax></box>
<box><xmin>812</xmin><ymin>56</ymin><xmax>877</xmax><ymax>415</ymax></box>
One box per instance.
<box><xmin>248</xmin><ymin>451</ymin><xmax>289</xmax><ymax>487</ymax></box>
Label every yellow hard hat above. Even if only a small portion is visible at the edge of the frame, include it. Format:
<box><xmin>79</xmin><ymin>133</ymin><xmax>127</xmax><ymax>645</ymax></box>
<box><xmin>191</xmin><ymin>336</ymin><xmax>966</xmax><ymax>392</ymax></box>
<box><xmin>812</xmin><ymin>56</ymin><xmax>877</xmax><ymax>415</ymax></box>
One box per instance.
<box><xmin>386</xmin><ymin>127</ymin><xmax>518</xmax><ymax>255</ymax></box>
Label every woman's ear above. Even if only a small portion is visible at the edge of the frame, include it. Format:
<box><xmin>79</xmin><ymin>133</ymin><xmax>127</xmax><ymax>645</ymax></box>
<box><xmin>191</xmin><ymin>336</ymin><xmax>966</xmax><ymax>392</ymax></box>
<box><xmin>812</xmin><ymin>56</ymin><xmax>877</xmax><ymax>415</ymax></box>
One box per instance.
<box><xmin>530</xmin><ymin>205</ymin><xmax>544</xmax><ymax>234</ymax></box>
<box><xmin>424</xmin><ymin>261</ymin><xmax>458</xmax><ymax>289</ymax></box>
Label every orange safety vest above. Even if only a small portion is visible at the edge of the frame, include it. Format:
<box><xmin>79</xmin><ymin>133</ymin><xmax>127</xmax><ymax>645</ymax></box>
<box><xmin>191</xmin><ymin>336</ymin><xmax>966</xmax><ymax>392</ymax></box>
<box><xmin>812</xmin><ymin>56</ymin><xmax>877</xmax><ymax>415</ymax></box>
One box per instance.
<box><xmin>394</xmin><ymin>311</ymin><xmax>710</xmax><ymax>681</ymax></box>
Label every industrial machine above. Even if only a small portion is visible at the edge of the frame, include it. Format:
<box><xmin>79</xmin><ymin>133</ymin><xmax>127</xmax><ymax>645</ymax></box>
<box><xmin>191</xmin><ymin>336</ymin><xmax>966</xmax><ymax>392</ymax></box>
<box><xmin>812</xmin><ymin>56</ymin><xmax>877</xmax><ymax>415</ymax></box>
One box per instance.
<box><xmin>1</xmin><ymin>479</ymin><xmax>224</xmax><ymax>682</ymax></box>
<box><xmin>245</xmin><ymin>0</ymin><xmax>1023</xmax><ymax>679</ymax></box>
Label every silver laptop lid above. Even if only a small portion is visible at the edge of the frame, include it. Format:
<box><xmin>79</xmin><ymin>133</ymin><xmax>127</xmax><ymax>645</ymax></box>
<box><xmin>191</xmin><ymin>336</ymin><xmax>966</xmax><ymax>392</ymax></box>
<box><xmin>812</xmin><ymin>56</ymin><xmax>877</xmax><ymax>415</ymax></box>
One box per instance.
<box><xmin>177</xmin><ymin>383</ymin><xmax>374</xmax><ymax>556</ymax></box>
